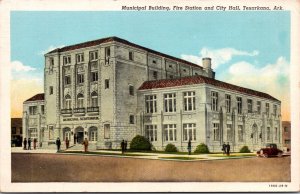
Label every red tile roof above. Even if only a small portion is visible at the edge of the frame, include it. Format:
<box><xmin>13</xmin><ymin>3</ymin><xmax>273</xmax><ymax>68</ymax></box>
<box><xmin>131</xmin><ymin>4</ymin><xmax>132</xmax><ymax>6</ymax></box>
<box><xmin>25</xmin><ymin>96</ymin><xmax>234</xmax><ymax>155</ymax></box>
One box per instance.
<box><xmin>11</xmin><ymin>118</ymin><xmax>22</xmax><ymax>127</ymax></box>
<box><xmin>47</xmin><ymin>36</ymin><xmax>204</xmax><ymax>69</ymax></box>
<box><xmin>24</xmin><ymin>93</ymin><xmax>45</xmax><ymax>102</ymax></box>
<box><xmin>138</xmin><ymin>75</ymin><xmax>279</xmax><ymax>102</ymax></box>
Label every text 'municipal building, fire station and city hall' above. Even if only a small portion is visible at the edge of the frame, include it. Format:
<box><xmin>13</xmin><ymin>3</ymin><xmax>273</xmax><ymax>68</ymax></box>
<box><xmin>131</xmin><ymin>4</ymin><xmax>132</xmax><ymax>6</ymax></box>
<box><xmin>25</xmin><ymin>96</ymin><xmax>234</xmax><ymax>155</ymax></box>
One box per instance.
<box><xmin>22</xmin><ymin>36</ymin><xmax>282</xmax><ymax>152</ymax></box>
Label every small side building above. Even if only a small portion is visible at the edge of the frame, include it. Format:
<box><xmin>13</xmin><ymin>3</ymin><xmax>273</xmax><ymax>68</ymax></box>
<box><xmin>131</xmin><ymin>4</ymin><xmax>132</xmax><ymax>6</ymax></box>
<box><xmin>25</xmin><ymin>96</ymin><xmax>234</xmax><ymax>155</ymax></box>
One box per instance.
<box><xmin>282</xmin><ymin>121</ymin><xmax>291</xmax><ymax>151</ymax></box>
<box><xmin>11</xmin><ymin>118</ymin><xmax>22</xmax><ymax>147</ymax></box>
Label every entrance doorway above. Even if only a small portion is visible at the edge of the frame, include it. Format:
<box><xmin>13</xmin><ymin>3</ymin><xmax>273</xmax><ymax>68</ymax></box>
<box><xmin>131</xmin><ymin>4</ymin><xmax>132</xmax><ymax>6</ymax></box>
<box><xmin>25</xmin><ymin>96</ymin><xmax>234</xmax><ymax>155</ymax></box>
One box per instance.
<box><xmin>77</xmin><ymin>132</ymin><xmax>84</xmax><ymax>143</ymax></box>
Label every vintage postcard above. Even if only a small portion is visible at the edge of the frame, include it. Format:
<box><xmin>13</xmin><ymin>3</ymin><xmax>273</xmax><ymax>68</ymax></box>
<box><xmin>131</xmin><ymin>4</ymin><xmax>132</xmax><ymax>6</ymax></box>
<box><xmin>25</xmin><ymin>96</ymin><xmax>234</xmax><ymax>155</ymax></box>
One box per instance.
<box><xmin>0</xmin><ymin>0</ymin><xmax>299</xmax><ymax>192</ymax></box>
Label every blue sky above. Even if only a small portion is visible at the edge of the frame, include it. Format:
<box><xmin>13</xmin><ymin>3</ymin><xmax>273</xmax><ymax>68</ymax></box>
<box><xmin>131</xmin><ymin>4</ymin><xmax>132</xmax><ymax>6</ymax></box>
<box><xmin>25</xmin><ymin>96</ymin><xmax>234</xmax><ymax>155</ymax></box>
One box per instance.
<box><xmin>10</xmin><ymin>11</ymin><xmax>291</xmax><ymax>119</ymax></box>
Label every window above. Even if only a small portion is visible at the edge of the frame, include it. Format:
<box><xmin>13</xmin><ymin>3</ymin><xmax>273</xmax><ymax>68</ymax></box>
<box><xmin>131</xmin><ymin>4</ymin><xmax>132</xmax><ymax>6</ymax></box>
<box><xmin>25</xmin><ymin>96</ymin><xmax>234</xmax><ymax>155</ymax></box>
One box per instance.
<box><xmin>49</xmin><ymin>126</ymin><xmax>54</xmax><ymax>140</ymax></box>
<box><xmin>104</xmin><ymin>124</ymin><xmax>110</xmax><ymax>139</ymax></box>
<box><xmin>49</xmin><ymin>86</ymin><xmax>53</xmax><ymax>95</ymax></box>
<box><xmin>164</xmin><ymin>124</ymin><xmax>177</xmax><ymax>141</ymax></box>
<box><xmin>105</xmin><ymin>79</ymin><xmax>109</xmax><ymax>89</ymax></box>
<box><xmin>164</xmin><ymin>93</ymin><xmax>176</xmax><ymax>112</ymax></box>
<box><xmin>91</xmin><ymin>71</ymin><xmax>98</xmax><ymax>82</ymax></box>
<box><xmin>12</xmin><ymin>127</ymin><xmax>16</xmax><ymax>134</ymax></box>
<box><xmin>273</xmin><ymin>104</ymin><xmax>277</xmax><ymax>115</ymax></box>
<box><xmin>63</xmin><ymin>56</ymin><xmax>71</xmax><ymax>65</ymax></box>
<box><xmin>227</xmin><ymin>124</ymin><xmax>233</xmax><ymax>141</ymax></box>
<box><xmin>275</xmin><ymin>127</ymin><xmax>278</xmax><ymax>140</ymax></box>
<box><xmin>29</xmin><ymin>128</ymin><xmax>38</xmax><ymax>139</ymax></box>
<box><xmin>284</xmin><ymin>127</ymin><xmax>288</xmax><ymax>132</ymax></box>
<box><xmin>211</xmin><ymin>91</ymin><xmax>218</xmax><ymax>111</ymax></box>
<box><xmin>89</xmin><ymin>127</ymin><xmax>98</xmax><ymax>141</ymax></box>
<box><xmin>213</xmin><ymin>123</ymin><xmax>220</xmax><ymax>141</ymax></box>
<box><xmin>257</xmin><ymin>101</ymin><xmax>261</xmax><ymax>114</ymax></box>
<box><xmin>64</xmin><ymin>95</ymin><xmax>71</xmax><ymax>109</ymax></box>
<box><xmin>153</xmin><ymin>71</ymin><xmax>158</xmax><ymax>80</ymax></box>
<box><xmin>129</xmin><ymin>85</ymin><xmax>134</xmax><ymax>96</ymax></box>
<box><xmin>129</xmin><ymin>115</ymin><xmax>135</xmax><ymax>124</ymax></box>
<box><xmin>41</xmin><ymin>105</ymin><xmax>44</xmax><ymax>115</ymax></box>
<box><xmin>247</xmin><ymin>99</ymin><xmax>253</xmax><ymax>113</ymax></box>
<box><xmin>237</xmin><ymin>97</ymin><xmax>242</xmax><ymax>114</ymax></box>
<box><xmin>65</xmin><ymin>75</ymin><xmax>71</xmax><ymax>85</ymax></box>
<box><xmin>238</xmin><ymin>125</ymin><xmax>244</xmax><ymax>142</ymax></box>
<box><xmin>90</xmin><ymin>51</ymin><xmax>98</xmax><ymax>61</ymax></box>
<box><xmin>105</xmin><ymin>47</ymin><xmax>111</xmax><ymax>57</ymax></box>
<box><xmin>49</xmin><ymin>58</ymin><xmax>54</xmax><ymax>71</ymax></box>
<box><xmin>266</xmin><ymin>103</ymin><xmax>270</xmax><ymax>116</ymax></box>
<box><xmin>77</xmin><ymin>74</ymin><xmax>84</xmax><ymax>84</ymax></box>
<box><xmin>145</xmin><ymin>95</ymin><xmax>157</xmax><ymax>113</ymax></box>
<box><xmin>29</xmin><ymin>106</ymin><xmax>37</xmax><ymax>115</ymax></box>
<box><xmin>129</xmin><ymin>51</ymin><xmax>133</xmax><ymax>61</ymax></box>
<box><xmin>91</xmin><ymin>92</ymin><xmax>98</xmax><ymax>107</ymax></box>
<box><xmin>77</xmin><ymin>93</ymin><xmax>84</xmax><ymax>108</ymax></box>
<box><xmin>145</xmin><ymin>125</ymin><xmax>157</xmax><ymax>142</ymax></box>
<box><xmin>184</xmin><ymin>91</ymin><xmax>196</xmax><ymax>111</ymax></box>
<box><xmin>267</xmin><ymin>127</ymin><xmax>271</xmax><ymax>141</ymax></box>
<box><xmin>225</xmin><ymin>94</ymin><xmax>231</xmax><ymax>113</ymax></box>
<box><xmin>183</xmin><ymin>123</ymin><xmax>196</xmax><ymax>141</ymax></box>
<box><xmin>152</xmin><ymin>60</ymin><xmax>156</xmax><ymax>64</ymax></box>
<box><xmin>76</xmin><ymin>53</ymin><xmax>84</xmax><ymax>63</ymax></box>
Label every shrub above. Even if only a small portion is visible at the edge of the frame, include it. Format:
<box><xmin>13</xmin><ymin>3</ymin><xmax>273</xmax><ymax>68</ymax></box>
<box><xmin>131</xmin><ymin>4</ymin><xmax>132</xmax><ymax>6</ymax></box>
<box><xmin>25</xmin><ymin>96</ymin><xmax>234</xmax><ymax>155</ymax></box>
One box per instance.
<box><xmin>194</xmin><ymin>143</ymin><xmax>210</xmax><ymax>154</ymax></box>
<box><xmin>129</xmin><ymin>135</ymin><xmax>151</xmax><ymax>151</ymax></box>
<box><xmin>240</xmin><ymin>146</ymin><xmax>251</xmax><ymax>153</ymax></box>
<box><xmin>164</xmin><ymin>144</ymin><xmax>178</xmax><ymax>152</ymax></box>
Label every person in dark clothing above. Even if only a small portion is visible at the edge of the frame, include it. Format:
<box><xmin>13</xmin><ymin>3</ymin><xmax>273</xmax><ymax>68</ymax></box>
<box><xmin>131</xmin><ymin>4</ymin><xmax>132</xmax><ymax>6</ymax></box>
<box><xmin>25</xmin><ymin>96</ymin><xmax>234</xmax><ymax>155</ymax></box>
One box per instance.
<box><xmin>27</xmin><ymin>138</ymin><xmax>32</xmax><ymax>150</ymax></box>
<box><xmin>226</xmin><ymin>142</ymin><xmax>231</xmax><ymax>156</ymax></box>
<box><xmin>121</xmin><ymin>140</ymin><xmax>125</xmax><ymax>154</ymax></box>
<box><xmin>33</xmin><ymin>138</ymin><xmax>37</xmax><ymax>150</ymax></box>
<box><xmin>124</xmin><ymin>141</ymin><xmax>128</xmax><ymax>152</ymax></box>
<box><xmin>222</xmin><ymin>143</ymin><xmax>226</xmax><ymax>155</ymax></box>
<box><xmin>187</xmin><ymin>139</ymin><xmax>192</xmax><ymax>155</ymax></box>
<box><xmin>56</xmin><ymin>137</ymin><xmax>61</xmax><ymax>152</ymax></box>
<box><xmin>23</xmin><ymin>138</ymin><xmax>27</xmax><ymax>150</ymax></box>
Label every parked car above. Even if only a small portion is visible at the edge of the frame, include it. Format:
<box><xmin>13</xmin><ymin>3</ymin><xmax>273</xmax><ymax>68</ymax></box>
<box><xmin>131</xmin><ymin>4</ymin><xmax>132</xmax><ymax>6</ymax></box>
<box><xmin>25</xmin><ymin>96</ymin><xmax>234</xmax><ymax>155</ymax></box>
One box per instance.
<box><xmin>256</xmin><ymin>144</ymin><xmax>283</xmax><ymax>158</ymax></box>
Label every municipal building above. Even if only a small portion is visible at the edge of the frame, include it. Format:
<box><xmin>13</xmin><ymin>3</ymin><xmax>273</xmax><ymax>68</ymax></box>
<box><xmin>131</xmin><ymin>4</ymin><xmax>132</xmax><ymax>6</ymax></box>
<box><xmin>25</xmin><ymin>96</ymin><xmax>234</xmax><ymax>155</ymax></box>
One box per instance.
<box><xmin>23</xmin><ymin>36</ymin><xmax>282</xmax><ymax>152</ymax></box>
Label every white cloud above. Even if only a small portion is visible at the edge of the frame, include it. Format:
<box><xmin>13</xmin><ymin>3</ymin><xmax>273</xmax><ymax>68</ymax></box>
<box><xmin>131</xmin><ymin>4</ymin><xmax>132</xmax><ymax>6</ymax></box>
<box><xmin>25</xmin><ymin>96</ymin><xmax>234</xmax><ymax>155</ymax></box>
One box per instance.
<box><xmin>11</xmin><ymin>61</ymin><xmax>36</xmax><ymax>72</ymax></box>
<box><xmin>39</xmin><ymin>45</ymin><xmax>65</xmax><ymax>55</ymax></box>
<box><xmin>223</xmin><ymin>56</ymin><xmax>290</xmax><ymax>120</ymax></box>
<box><xmin>181</xmin><ymin>47</ymin><xmax>259</xmax><ymax>69</ymax></box>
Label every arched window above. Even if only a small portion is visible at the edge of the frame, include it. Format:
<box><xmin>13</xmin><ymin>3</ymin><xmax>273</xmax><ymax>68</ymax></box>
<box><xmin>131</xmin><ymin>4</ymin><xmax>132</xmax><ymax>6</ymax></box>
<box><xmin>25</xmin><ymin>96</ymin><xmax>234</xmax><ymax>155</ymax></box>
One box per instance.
<box><xmin>91</xmin><ymin>91</ymin><xmax>98</xmax><ymax>107</ymax></box>
<box><xmin>77</xmin><ymin>93</ymin><xmax>84</xmax><ymax>108</ymax></box>
<box><xmin>64</xmin><ymin>95</ymin><xmax>71</xmax><ymax>109</ymax></box>
<box><xmin>89</xmin><ymin>126</ymin><xmax>98</xmax><ymax>141</ymax></box>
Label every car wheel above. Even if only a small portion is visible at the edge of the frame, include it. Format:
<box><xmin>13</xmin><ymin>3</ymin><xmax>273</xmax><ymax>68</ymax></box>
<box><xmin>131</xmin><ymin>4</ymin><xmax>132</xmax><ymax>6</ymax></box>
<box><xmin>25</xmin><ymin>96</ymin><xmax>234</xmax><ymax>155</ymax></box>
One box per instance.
<box><xmin>263</xmin><ymin>153</ymin><xmax>269</xmax><ymax>158</ymax></box>
<box><xmin>277</xmin><ymin>152</ymin><xmax>283</xmax><ymax>157</ymax></box>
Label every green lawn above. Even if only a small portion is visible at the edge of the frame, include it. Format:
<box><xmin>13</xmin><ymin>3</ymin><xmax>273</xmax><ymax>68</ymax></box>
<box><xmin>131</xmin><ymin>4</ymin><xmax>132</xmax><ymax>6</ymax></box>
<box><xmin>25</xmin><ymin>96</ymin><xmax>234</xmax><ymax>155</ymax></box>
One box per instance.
<box><xmin>62</xmin><ymin>151</ymin><xmax>154</xmax><ymax>157</ymax></box>
<box><xmin>209</xmin><ymin>153</ymin><xmax>256</xmax><ymax>157</ymax></box>
<box><xmin>158</xmin><ymin>156</ymin><xmax>203</xmax><ymax>160</ymax></box>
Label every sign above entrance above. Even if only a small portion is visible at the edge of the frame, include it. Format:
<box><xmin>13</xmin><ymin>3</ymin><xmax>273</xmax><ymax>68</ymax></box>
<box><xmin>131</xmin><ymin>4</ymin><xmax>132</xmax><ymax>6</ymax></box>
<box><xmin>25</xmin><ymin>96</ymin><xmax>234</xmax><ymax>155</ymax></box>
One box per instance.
<box><xmin>63</xmin><ymin>117</ymin><xmax>99</xmax><ymax>122</ymax></box>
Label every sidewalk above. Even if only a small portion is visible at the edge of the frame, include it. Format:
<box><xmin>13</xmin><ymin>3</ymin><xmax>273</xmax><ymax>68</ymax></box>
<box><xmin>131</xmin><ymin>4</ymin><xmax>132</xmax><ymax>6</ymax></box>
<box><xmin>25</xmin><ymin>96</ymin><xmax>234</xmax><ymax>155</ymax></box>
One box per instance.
<box><xmin>11</xmin><ymin>147</ymin><xmax>257</xmax><ymax>161</ymax></box>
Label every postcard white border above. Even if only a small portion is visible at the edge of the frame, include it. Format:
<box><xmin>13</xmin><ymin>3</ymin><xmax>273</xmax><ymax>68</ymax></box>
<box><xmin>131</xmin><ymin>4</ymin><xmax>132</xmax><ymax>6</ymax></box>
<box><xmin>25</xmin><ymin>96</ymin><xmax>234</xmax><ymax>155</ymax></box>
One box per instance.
<box><xmin>0</xmin><ymin>0</ymin><xmax>299</xmax><ymax>192</ymax></box>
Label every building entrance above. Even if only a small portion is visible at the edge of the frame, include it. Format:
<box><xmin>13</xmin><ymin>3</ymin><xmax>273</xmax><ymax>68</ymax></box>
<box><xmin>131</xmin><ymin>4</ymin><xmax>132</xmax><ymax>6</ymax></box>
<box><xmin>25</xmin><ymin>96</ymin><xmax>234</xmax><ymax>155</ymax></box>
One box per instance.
<box><xmin>77</xmin><ymin>132</ymin><xmax>84</xmax><ymax>144</ymax></box>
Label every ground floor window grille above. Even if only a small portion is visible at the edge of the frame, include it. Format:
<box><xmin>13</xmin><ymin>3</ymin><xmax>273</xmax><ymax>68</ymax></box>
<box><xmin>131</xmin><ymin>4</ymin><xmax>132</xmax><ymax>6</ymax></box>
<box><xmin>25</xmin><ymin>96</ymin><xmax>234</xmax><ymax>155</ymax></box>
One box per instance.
<box><xmin>49</xmin><ymin>126</ymin><xmax>54</xmax><ymax>140</ymax></box>
<box><xmin>227</xmin><ymin>124</ymin><xmax>233</xmax><ymax>141</ymax></box>
<box><xmin>89</xmin><ymin>127</ymin><xmax>98</xmax><ymax>141</ymax></box>
<box><xmin>145</xmin><ymin>125</ymin><xmax>157</xmax><ymax>142</ymax></box>
<box><xmin>104</xmin><ymin>124</ymin><xmax>110</xmax><ymax>139</ymax></box>
<box><xmin>238</xmin><ymin>125</ymin><xmax>243</xmax><ymax>142</ymax></box>
<box><xmin>164</xmin><ymin>124</ymin><xmax>176</xmax><ymax>141</ymax></box>
<box><xmin>267</xmin><ymin>127</ymin><xmax>271</xmax><ymax>141</ymax></box>
<box><xmin>183</xmin><ymin>123</ymin><xmax>196</xmax><ymax>141</ymax></box>
<box><xmin>213</xmin><ymin>123</ymin><xmax>220</xmax><ymax>141</ymax></box>
<box><xmin>29</xmin><ymin>128</ymin><xmax>37</xmax><ymax>139</ymax></box>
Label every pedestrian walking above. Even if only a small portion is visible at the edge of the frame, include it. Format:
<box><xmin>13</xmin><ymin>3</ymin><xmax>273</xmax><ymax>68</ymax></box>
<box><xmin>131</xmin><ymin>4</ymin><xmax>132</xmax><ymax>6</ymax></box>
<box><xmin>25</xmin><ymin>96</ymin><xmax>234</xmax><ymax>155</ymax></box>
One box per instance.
<box><xmin>222</xmin><ymin>142</ymin><xmax>226</xmax><ymax>155</ymax></box>
<box><xmin>124</xmin><ymin>141</ymin><xmax>128</xmax><ymax>152</ymax></box>
<box><xmin>121</xmin><ymin>140</ymin><xmax>125</xmax><ymax>154</ymax></box>
<box><xmin>33</xmin><ymin>138</ymin><xmax>37</xmax><ymax>150</ymax></box>
<box><xmin>23</xmin><ymin>138</ymin><xmax>27</xmax><ymax>150</ymax></box>
<box><xmin>82</xmin><ymin>138</ymin><xmax>89</xmax><ymax>152</ymax></box>
<box><xmin>28</xmin><ymin>138</ymin><xmax>32</xmax><ymax>150</ymax></box>
<box><xmin>56</xmin><ymin>137</ymin><xmax>61</xmax><ymax>152</ymax></box>
<box><xmin>187</xmin><ymin>139</ymin><xmax>192</xmax><ymax>155</ymax></box>
<box><xmin>66</xmin><ymin>137</ymin><xmax>70</xmax><ymax>149</ymax></box>
<box><xmin>226</xmin><ymin>142</ymin><xmax>231</xmax><ymax>156</ymax></box>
